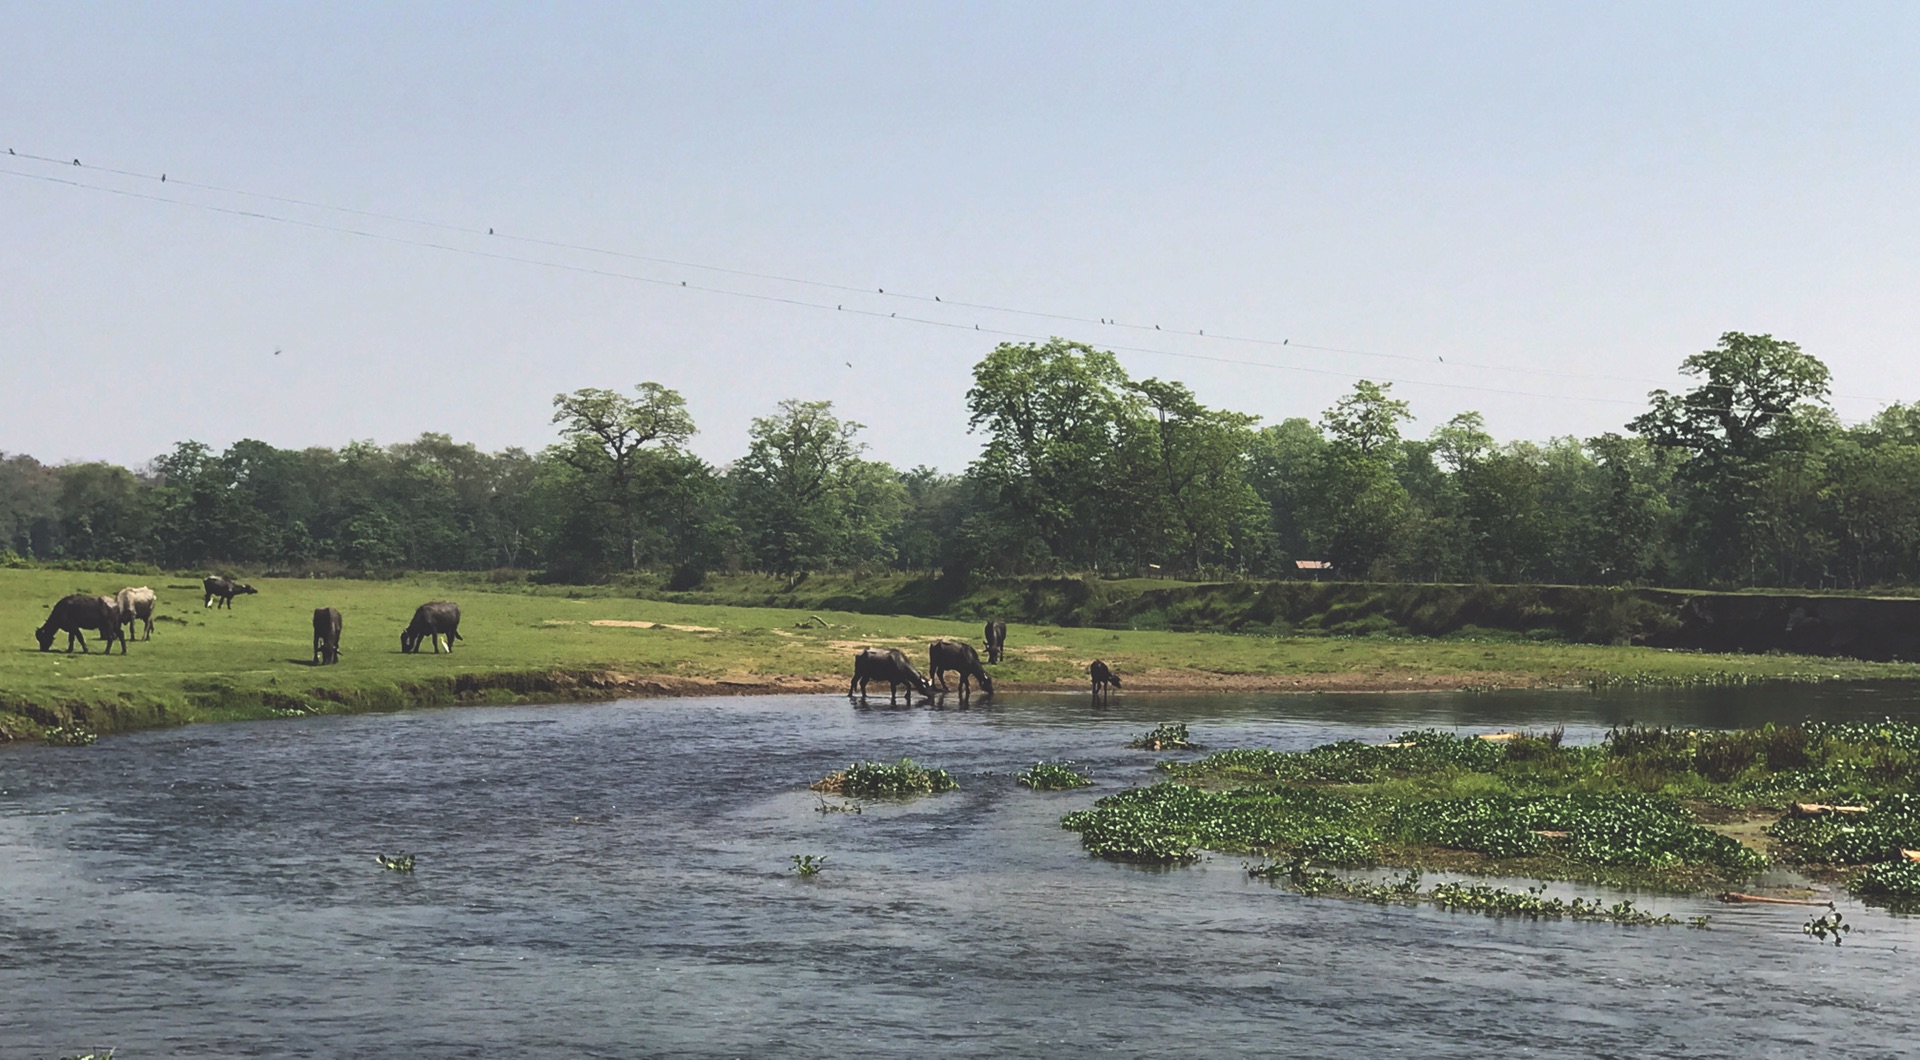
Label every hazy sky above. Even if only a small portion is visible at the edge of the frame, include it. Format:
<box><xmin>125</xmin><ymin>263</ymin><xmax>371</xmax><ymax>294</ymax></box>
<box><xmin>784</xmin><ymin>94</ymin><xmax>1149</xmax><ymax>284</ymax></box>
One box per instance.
<box><xmin>4</xmin><ymin>2</ymin><xmax>1917</xmax><ymax>472</ymax></box>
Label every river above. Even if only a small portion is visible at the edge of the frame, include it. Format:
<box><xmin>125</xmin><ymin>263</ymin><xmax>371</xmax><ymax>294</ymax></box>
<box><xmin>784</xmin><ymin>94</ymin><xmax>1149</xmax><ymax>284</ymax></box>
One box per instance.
<box><xmin>4</xmin><ymin>686</ymin><xmax>1919</xmax><ymax>1058</ymax></box>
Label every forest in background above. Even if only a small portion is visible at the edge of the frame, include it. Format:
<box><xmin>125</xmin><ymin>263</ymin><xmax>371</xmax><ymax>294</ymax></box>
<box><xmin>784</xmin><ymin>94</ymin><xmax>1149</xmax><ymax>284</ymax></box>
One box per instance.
<box><xmin>5</xmin><ymin>331</ymin><xmax>1918</xmax><ymax>592</ymax></box>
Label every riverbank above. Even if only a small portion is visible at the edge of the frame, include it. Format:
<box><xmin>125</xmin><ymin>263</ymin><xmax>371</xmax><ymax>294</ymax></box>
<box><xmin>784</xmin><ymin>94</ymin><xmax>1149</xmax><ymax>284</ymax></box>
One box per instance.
<box><xmin>8</xmin><ymin>567</ymin><xmax>1920</xmax><ymax>741</ymax></box>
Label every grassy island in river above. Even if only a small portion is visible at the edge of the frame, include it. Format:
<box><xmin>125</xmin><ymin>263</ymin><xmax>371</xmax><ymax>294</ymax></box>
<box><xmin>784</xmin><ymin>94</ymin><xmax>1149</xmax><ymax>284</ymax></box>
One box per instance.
<box><xmin>1065</xmin><ymin>720</ymin><xmax>1920</xmax><ymax>901</ymax></box>
<box><xmin>5</xmin><ymin>567</ymin><xmax>1920</xmax><ymax>741</ymax></box>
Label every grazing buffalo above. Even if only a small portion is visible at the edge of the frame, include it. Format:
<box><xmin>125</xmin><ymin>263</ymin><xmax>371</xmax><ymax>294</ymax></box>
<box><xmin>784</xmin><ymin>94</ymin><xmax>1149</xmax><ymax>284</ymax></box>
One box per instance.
<box><xmin>115</xmin><ymin>586</ymin><xmax>157</xmax><ymax>641</ymax></box>
<box><xmin>36</xmin><ymin>594</ymin><xmax>127</xmax><ymax>654</ymax></box>
<box><xmin>401</xmin><ymin>601</ymin><xmax>462</xmax><ymax>654</ymax></box>
<box><xmin>313</xmin><ymin>607</ymin><xmax>343</xmax><ymax>665</ymax></box>
<box><xmin>203</xmin><ymin>576</ymin><xmax>257</xmax><ymax>609</ymax></box>
<box><xmin>1090</xmin><ymin>659</ymin><xmax>1121</xmax><ymax>702</ymax></box>
<box><xmin>848</xmin><ymin>647</ymin><xmax>935</xmax><ymax>704</ymax></box>
<box><xmin>984</xmin><ymin>619</ymin><xmax>1007</xmax><ymax>664</ymax></box>
<box><xmin>928</xmin><ymin>639</ymin><xmax>994</xmax><ymax>698</ymax></box>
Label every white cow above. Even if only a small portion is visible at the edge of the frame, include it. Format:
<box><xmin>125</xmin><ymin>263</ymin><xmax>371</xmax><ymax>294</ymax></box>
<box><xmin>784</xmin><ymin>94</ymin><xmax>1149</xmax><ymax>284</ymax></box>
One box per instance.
<box><xmin>116</xmin><ymin>586</ymin><xmax>157</xmax><ymax>641</ymax></box>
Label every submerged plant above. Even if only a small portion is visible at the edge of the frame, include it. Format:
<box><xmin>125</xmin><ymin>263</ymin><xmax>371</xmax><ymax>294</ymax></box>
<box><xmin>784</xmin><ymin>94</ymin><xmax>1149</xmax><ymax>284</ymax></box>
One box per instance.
<box><xmin>44</xmin><ymin>725</ymin><xmax>98</xmax><ymax>746</ymax></box>
<box><xmin>1803</xmin><ymin>909</ymin><xmax>1850</xmax><ymax>945</ymax></box>
<box><xmin>375</xmin><ymin>852</ymin><xmax>416</xmax><ymax>873</ymax></box>
<box><xmin>791</xmin><ymin>853</ymin><xmax>827</xmax><ymax>877</ymax></box>
<box><xmin>812</xmin><ymin>758</ymin><xmax>958</xmax><ymax>798</ymax></box>
<box><xmin>1129</xmin><ymin>723</ymin><xmax>1196</xmax><ymax>751</ymax></box>
<box><xmin>1018</xmin><ymin>760</ymin><xmax>1093</xmax><ymax>790</ymax></box>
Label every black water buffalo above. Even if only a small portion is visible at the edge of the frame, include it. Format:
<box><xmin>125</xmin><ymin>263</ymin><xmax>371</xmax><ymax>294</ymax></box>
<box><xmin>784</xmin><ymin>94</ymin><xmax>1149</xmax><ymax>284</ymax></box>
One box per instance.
<box><xmin>929</xmin><ymin>639</ymin><xmax>994</xmax><ymax>697</ymax></box>
<box><xmin>116</xmin><ymin>586</ymin><xmax>156</xmax><ymax>641</ymax></box>
<box><xmin>1090</xmin><ymin>659</ymin><xmax>1121</xmax><ymax>702</ymax></box>
<box><xmin>984</xmin><ymin>619</ymin><xmax>1007</xmax><ymax>664</ymax></box>
<box><xmin>313</xmin><ymin>607</ymin><xmax>343</xmax><ymax>665</ymax></box>
<box><xmin>203</xmin><ymin>576</ymin><xmax>257</xmax><ymax>609</ymax></box>
<box><xmin>848</xmin><ymin>647</ymin><xmax>935</xmax><ymax>704</ymax></box>
<box><xmin>36</xmin><ymin>594</ymin><xmax>127</xmax><ymax>654</ymax></box>
<box><xmin>401</xmin><ymin>601</ymin><xmax>462</xmax><ymax>654</ymax></box>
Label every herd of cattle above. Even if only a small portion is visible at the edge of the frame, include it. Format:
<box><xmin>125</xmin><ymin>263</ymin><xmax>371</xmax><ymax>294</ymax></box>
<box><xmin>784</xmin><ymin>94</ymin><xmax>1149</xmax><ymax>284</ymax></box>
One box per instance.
<box><xmin>847</xmin><ymin>618</ymin><xmax>1121</xmax><ymax>703</ymax></box>
<box><xmin>34</xmin><ymin>579</ymin><xmax>1118</xmax><ymax>700</ymax></box>
<box><xmin>32</xmin><ymin>577</ymin><xmax>464</xmax><ymax>662</ymax></box>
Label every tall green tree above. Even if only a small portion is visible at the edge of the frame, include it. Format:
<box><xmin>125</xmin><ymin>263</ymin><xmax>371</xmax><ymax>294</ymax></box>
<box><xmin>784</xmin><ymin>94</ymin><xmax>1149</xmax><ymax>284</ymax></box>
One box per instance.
<box><xmin>551</xmin><ymin>383</ymin><xmax>697</xmax><ymax>570</ymax></box>
<box><xmin>1314</xmin><ymin>381</ymin><xmax>1413</xmax><ymax>577</ymax></box>
<box><xmin>729</xmin><ymin>400</ymin><xmax>898</xmax><ymax>575</ymax></box>
<box><xmin>965</xmin><ymin>339</ymin><xmax>1137</xmax><ymax>569</ymax></box>
<box><xmin>1629</xmin><ymin>332</ymin><xmax>1835</xmax><ymax>584</ymax></box>
<box><xmin>1127</xmin><ymin>378</ymin><xmax>1262</xmax><ymax>572</ymax></box>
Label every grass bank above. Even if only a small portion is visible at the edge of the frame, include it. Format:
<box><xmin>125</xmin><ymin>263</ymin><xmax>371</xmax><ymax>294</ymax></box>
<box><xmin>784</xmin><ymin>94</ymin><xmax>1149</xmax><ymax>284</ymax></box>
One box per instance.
<box><xmin>1065</xmin><ymin>720</ymin><xmax>1920</xmax><ymax>900</ymax></box>
<box><xmin>5</xmin><ymin>568</ymin><xmax>1920</xmax><ymax>742</ymax></box>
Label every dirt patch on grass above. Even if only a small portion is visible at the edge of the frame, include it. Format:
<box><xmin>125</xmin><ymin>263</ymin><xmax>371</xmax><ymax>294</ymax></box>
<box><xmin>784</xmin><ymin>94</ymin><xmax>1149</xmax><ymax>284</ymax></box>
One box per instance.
<box><xmin>588</xmin><ymin>620</ymin><xmax>720</xmax><ymax>633</ymax></box>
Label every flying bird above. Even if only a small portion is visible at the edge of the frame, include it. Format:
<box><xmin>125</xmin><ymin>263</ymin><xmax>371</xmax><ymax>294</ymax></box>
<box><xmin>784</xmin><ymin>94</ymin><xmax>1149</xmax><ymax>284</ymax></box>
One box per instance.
<box><xmin>273</xmin><ymin>348</ymin><xmax>282</xmax><ymax>356</ymax></box>
<box><xmin>1438</xmin><ymin>356</ymin><xmax>1445</xmax><ymax>363</ymax></box>
<box><xmin>935</xmin><ymin>296</ymin><xmax>941</xmax><ymax>302</ymax></box>
<box><xmin>160</xmin><ymin>174</ymin><xmax>166</xmax><ymax>182</ymax></box>
<box><xmin>1283</xmin><ymin>339</ymin><xmax>1289</xmax><ymax>345</ymax></box>
<box><xmin>487</xmin><ymin>227</ymin><xmax>494</xmax><ymax>235</ymax></box>
<box><xmin>845</xmin><ymin>361</ymin><xmax>853</xmax><ymax>368</ymax></box>
<box><xmin>72</xmin><ymin>158</ymin><xmax>81</xmax><ymax>165</ymax></box>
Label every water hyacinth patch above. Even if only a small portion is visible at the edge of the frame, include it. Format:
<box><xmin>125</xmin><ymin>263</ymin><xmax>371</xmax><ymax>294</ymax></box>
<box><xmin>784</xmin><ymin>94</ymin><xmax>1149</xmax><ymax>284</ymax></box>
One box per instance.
<box><xmin>1849</xmin><ymin>860</ymin><xmax>1920</xmax><ymax>900</ymax></box>
<box><xmin>1128</xmin><ymin>723</ymin><xmax>1196</xmax><ymax>751</ymax></box>
<box><xmin>1018</xmin><ymin>760</ymin><xmax>1093</xmax><ymax>790</ymax></box>
<box><xmin>812</xmin><ymin>758</ymin><xmax>958</xmax><ymax>798</ymax></box>
<box><xmin>1768</xmin><ymin>795</ymin><xmax>1920</xmax><ymax>865</ymax></box>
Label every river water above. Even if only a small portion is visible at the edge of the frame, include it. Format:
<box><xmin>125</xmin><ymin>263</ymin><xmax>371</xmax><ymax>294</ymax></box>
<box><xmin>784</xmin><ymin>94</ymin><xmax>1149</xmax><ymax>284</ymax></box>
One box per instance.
<box><xmin>5</xmin><ymin>686</ymin><xmax>1920</xmax><ymax>1058</ymax></box>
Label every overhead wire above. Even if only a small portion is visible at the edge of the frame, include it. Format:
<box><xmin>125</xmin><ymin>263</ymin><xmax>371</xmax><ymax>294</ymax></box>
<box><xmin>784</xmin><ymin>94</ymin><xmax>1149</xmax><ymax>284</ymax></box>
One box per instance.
<box><xmin>0</xmin><ymin>148</ymin><xmax>1886</xmax><ymax>419</ymax></box>
<box><xmin>3</xmin><ymin>147</ymin><xmax>1681</xmax><ymax>390</ymax></box>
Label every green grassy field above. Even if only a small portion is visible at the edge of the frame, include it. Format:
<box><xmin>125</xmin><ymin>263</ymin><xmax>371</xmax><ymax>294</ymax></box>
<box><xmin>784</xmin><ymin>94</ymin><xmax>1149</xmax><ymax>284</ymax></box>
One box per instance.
<box><xmin>5</xmin><ymin>567</ymin><xmax>1920</xmax><ymax>741</ymax></box>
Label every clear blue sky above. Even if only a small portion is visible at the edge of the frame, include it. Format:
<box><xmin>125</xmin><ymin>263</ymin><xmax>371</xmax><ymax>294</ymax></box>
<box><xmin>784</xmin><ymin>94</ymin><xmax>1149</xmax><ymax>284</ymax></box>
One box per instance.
<box><xmin>3</xmin><ymin>2</ymin><xmax>1916</xmax><ymax>471</ymax></box>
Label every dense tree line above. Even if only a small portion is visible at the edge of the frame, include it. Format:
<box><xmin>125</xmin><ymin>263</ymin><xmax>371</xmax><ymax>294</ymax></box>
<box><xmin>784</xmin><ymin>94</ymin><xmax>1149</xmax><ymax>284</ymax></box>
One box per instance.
<box><xmin>5</xmin><ymin>332</ymin><xmax>1918</xmax><ymax>590</ymax></box>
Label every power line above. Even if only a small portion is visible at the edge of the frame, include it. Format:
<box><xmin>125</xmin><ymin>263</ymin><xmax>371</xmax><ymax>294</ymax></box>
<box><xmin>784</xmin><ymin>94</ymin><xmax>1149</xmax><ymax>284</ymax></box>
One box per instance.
<box><xmin>2</xmin><ymin>146</ymin><xmax>1694</xmax><ymax>391</ymax></box>
<box><xmin>0</xmin><ymin>151</ymin><xmax>1883</xmax><ymax>420</ymax></box>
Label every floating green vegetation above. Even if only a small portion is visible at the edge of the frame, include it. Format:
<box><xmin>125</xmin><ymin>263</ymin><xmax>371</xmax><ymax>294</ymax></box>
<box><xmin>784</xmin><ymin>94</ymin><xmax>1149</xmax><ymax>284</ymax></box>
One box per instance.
<box><xmin>375</xmin><ymin>852</ymin><xmax>416</xmax><ymax>873</ymax></box>
<box><xmin>43</xmin><ymin>725</ymin><xmax>98</xmax><ymax>746</ymax></box>
<box><xmin>1018</xmin><ymin>760</ymin><xmax>1093</xmax><ymax>790</ymax></box>
<box><xmin>1803</xmin><ymin>909</ymin><xmax>1851</xmax><ymax>945</ymax></box>
<box><xmin>790</xmin><ymin>853</ymin><xmax>827</xmax><ymax>877</ymax></box>
<box><xmin>1069</xmin><ymin>720</ymin><xmax>1920</xmax><ymax>892</ymax></box>
<box><xmin>1849</xmin><ymin>861</ymin><xmax>1920</xmax><ymax>900</ymax></box>
<box><xmin>811</xmin><ymin>758</ymin><xmax>958</xmax><ymax>798</ymax></box>
<box><xmin>1246</xmin><ymin>863</ymin><xmax>1701</xmax><ymax>927</ymax></box>
<box><xmin>1128</xmin><ymin>722</ymin><xmax>1196</xmax><ymax>751</ymax></box>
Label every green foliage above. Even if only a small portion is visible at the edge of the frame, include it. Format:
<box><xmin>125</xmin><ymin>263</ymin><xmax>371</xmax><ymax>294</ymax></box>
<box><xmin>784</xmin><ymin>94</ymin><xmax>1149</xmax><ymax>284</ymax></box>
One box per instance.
<box><xmin>1017</xmin><ymin>760</ymin><xmax>1092</xmax><ymax>790</ymax></box>
<box><xmin>790</xmin><ymin>853</ymin><xmax>827</xmax><ymax>877</ymax></box>
<box><xmin>1250</xmin><ymin>862</ymin><xmax>1695</xmax><ymax>927</ymax></box>
<box><xmin>1850</xmin><ymin>861</ymin><xmax>1920</xmax><ymax>900</ymax></box>
<box><xmin>814</xmin><ymin>758</ymin><xmax>958</xmax><ymax>798</ymax></box>
<box><xmin>1769</xmin><ymin>796</ymin><xmax>1920</xmax><ymax>864</ymax></box>
<box><xmin>43</xmin><ymin>724</ymin><xmax>98</xmax><ymax>746</ymax></box>
<box><xmin>1128</xmin><ymin>722</ymin><xmax>1195</xmax><ymax>751</ymax></box>
<box><xmin>376</xmin><ymin>852</ymin><xmax>415</xmax><ymax>873</ymax></box>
